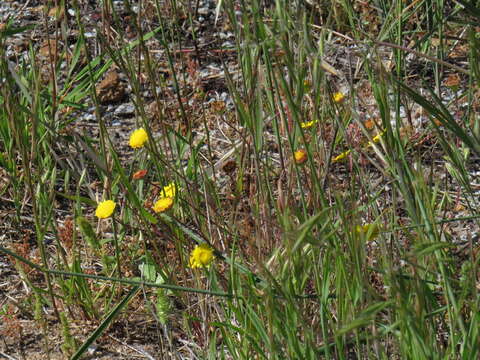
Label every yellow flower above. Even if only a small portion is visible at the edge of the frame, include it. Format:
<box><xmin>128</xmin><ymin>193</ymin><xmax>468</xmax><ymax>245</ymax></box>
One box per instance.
<box><xmin>332</xmin><ymin>149</ymin><xmax>351</xmax><ymax>162</ymax></box>
<box><xmin>372</xmin><ymin>130</ymin><xmax>385</xmax><ymax>143</ymax></box>
<box><xmin>161</xmin><ymin>182</ymin><xmax>176</xmax><ymax>198</ymax></box>
<box><xmin>294</xmin><ymin>149</ymin><xmax>308</xmax><ymax>164</ymax></box>
<box><xmin>367</xmin><ymin>130</ymin><xmax>385</xmax><ymax>148</ymax></box>
<box><xmin>189</xmin><ymin>243</ymin><xmax>215</xmax><ymax>269</ymax></box>
<box><xmin>95</xmin><ymin>200</ymin><xmax>116</xmax><ymax>219</ymax></box>
<box><xmin>153</xmin><ymin>197</ymin><xmax>174</xmax><ymax>213</ymax></box>
<box><xmin>303</xmin><ymin>79</ymin><xmax>312</xmax><ymax>91</ymax></box>
<box><xmin>300</xmin><ymin>119</ymin><xmax>318</xmax><ymax>129</ymax></box>
<box><xmin>356</xmin><ymin>223</ymin><xmax>380</xmax><ymax>241</ymax></box>
<box><xmin>129</xmin><ymin>128</ymin><xmax>148</xmax><ymax>149</ymax></box>
<box><xmin>333</xmin><ymin>92</ymin><xmax>345</xmax><ymax>103</ymax></box>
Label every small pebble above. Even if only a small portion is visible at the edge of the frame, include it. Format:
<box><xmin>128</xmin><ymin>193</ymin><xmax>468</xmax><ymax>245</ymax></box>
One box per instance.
<box><xmin>114</xmin><ymin>103</ymin><xmax>135</xmax><ymax>117</ymax></box>
<box><xmin>198</xmin><ymin>7</ymin><xmax>210</xmax><ymax>16</ymax></box>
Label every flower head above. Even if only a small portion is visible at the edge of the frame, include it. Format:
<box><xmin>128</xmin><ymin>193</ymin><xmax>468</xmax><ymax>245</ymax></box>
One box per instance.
<box><xmin>333</xmin><ymin>92</ymin><xmax>345</xmax><ymax>103</ymax></box>
<box><xmin>364</xmin><ymin>118</ymin><xmax>376</xmax><ymax>130</ymax></box>
<box><xmin>189</xmin><ymin>243</ymin><xmax>215</xmax><ymax>269</ymax></box>
<box><xmin>300</xmin><ymin>120</ymin><xmax>318</xmax><ymax>129</ymax></box>
<box><xmin>294</xmin><ymin>149</ymin><xmax>308</xmax><ymax>164</ymax></box>
<box><xmin>371</xmin><ymin>130</ymin><xmax>385</xmax><ymax>143</ymax></box>
<box><xmin>95</xmin><ymin>200</ymin><xmax>116</xmax><ymax>219</ymax></box>
<box><xmin>153</xmin><ymin>197</ymin><xmax>174</xmax><ymax>213</ymax></box>
<box><xmin>161</xmin><ymin>182</ymin><xmax>176</xmax><ymax>198</ymax></box>
<box><xmin>366</xmin><ymin>130</ymin><xmax>386</xmax><ymax>148</ymax></box>
<box><xmin>129</xmin><ymin>128</ymin><xmax>148</xmax><ymax>149</ymax></box>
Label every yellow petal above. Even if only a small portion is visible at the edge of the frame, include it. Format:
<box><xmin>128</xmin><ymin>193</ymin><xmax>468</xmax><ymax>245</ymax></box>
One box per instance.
<box><xmin>189</xmin><ymin>243</ymin><xmax>215</xmax><ymax>269</ymax></box>
<box><xmin>300</xmin><ymin>120</ymin><xmax>318</xmax><ymax>129</ymax></box>
<box><xmin>129</xmin><ymin>128</ymin><xmax>148</xmax><ymax>149</ymax></box>
<box><xmin>161</xmin><ymin>182</ymin><xmax>176</xmax><ymax>198</ymax></box>
<box><xmin>294</xmin><ymin>149</ymin><xmax>307</xmax><ymax>164</ymax></box>
<box><xmin>333</xmin><ymin>92</ymin><xmax>345</xmax><ymax>103</ymax></box>
<box><xmin>153</xmin><ymin>197</ymin><xmax>174</xmax><ymax>213</ymax></box>
<box><xmin>332</xmin><ymin>150</ymin><xmax>351</xmax><ymax>162</ymax></box>
<box><xmin>95</xmin><ymin>200</ymin><xmax>116</xmax><ymax>219</ymax></box>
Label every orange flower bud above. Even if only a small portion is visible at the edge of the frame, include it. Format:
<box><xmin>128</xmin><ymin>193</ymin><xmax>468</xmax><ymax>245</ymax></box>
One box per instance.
<box><xmin>133</xmin><ymin>169</ymin><xmax>148</xmax><ymax>180</ymax></box>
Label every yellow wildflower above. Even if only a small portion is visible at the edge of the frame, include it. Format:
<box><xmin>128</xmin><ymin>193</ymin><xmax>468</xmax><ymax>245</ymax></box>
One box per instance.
<box><xmin>333</xmin><ymin>92</ymin><xmax>345</xmax><ymax>103</ymax></box>
<box><xmin>189</xmin><ymin>243</ymin><xmax>215</xmax><ymax>269</ymax></box>
<box><xmin>332</xmin><ymin>149</ymin><xmax>351</xmax><ymax>162</ymax></box>
<box><xmin>356</xmin><ymin>223</ymin><xmax>380</xmax><ymax>241</ymax></box>
<box><xmin>161</xmin><ymin>182</ymin><xmax>176</xmax><ymax>198</ymax></box>
<box><xmin>367</xmin><ymin>130</ymin><xmax>385</xmax><ymax>148</ymax></box>
<box><xmin>129</xmin><ymin>128</ymin><xmax>148</xmax><ymax>149</ymax></box>
<box><xmin>372</xmin><ymin>130</ymin><xmax>385</xmax><ymax>143</ymax></box>
<box><xmin>300</xmin><ymin>120</ymin><xmax>318</xmax><ymax>129</ymax></box>
<box><xmin>95</xmin><ymin>200</ymin><xmax>116</xmax><ymax>219</ymax></box>
<box><xmin>294</xmin><ymin>149</ymin><xmax>308</xmax><ymax>164</ymax></box>
<box><xmin>153</xmin><ymin>197</ymin><xmax>174</xmax><ymax>213</ymax></box>
<box><xmin>303</xmin><ymin>79</ymin><xmax>312</xmax><ymax>91</ymax></box>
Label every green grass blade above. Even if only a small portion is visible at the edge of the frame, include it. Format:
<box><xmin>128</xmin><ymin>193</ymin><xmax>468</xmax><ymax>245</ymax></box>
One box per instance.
<box><xmin>70</xmin><ymin>285</ymin><xmax>141</xmax><ymax>360</ymax></box>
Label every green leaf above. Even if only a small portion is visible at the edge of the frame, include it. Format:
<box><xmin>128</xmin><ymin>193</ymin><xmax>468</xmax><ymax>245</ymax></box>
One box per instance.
<box><xmin>414</xmin><ymin>242</ymin><xmax>456</xmax><ymax>256</ymax></box>
<box><xmin>336</xmin><ymin>301</ymin><xmax>393</xmax><ymax>336</ymax></box>
<box><xmin>292</xmin><ymin>208</ymin><xmax>331</xmax><ymax>252</ymax></box>
<box><xmin>455</xmin><ymin>0</ymin><xmax>480</xmax><ymax>19</ymax></box>
<box><xmin>0</xmin><ymin>22</ymin><xmax>35</xmax><ymax>38</ymax></box>
<box><xmin>76</xmin><ymin>216</ymin><xmax>99</xmax><ymax>250</ymax></box>
<box><xmin>139</xmin><ymin>262</ymin><xmax>157</xmax><ymax>283</ymax></box>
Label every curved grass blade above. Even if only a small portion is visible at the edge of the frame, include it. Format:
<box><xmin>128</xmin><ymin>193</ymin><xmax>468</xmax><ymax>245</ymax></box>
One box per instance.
<box><xmin>70</xmin><ymin>285</ymin><xmax>140</xmax><ymax>360</ymax></box>
<box><xmin>0</xmin><ymin>244</ymin><xmax>232</xmax><ymax>297</ymax></box>
<box><xmin>391</xmin><ymin>75</ymin><xmax>480</xmax><ymax>155</ymax></box>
